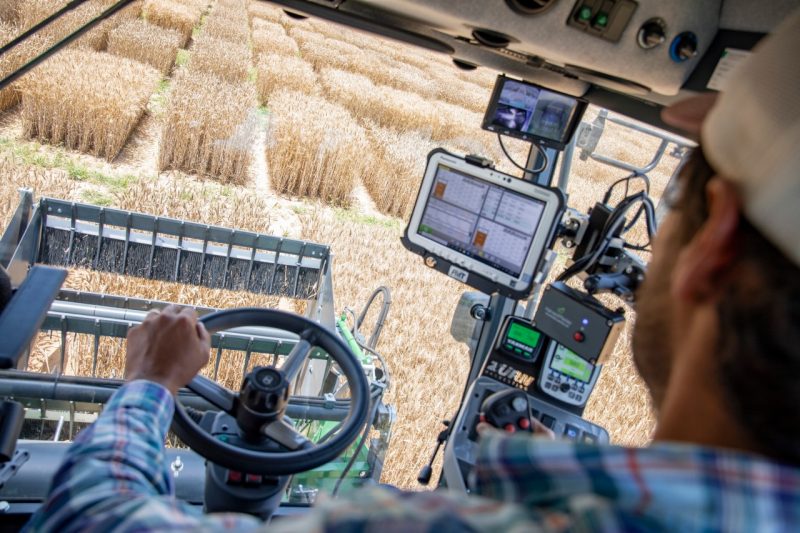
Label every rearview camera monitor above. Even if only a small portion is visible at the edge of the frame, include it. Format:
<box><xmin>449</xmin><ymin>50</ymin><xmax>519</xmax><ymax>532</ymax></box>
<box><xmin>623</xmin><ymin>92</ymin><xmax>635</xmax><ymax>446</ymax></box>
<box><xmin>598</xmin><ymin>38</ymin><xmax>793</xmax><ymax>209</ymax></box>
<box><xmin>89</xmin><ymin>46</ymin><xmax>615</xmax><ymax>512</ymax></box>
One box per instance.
<box><xmin>482</xmin><ymin>75</ymin><xmax>587</xmax><ymax>149</ymax></box>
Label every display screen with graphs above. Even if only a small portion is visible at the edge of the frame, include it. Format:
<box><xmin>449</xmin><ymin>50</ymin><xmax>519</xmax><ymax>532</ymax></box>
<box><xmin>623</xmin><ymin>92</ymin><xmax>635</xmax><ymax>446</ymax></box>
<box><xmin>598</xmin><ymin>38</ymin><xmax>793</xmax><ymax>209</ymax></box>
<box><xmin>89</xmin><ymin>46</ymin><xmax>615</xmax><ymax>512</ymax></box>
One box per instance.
<box><xmin>403</xmin><ymin>150</ymin><xmax>564</xmax><ymax>298</ymax></box>
<box><xmin>417</xmin><ymin>163</ymin><xmax>546</xmax><ymax>277</ymax></box>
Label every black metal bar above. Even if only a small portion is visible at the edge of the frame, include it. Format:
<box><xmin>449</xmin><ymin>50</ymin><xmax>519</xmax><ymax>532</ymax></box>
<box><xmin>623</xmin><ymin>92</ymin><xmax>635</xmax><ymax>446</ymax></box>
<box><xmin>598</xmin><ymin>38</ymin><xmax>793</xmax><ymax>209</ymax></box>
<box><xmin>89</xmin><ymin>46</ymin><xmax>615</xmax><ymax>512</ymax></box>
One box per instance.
<box><xmin>121</xmin><ymin>213</ymin><xmax>132</xmax><ymax>275</ymax></box>
<box><xmin>58</xmin><ymin>318</ymin><xmax>67</xmax><ymax>375</ymax></box>
<box><xmin>268</xmin><ymin>239</ymin><xmax>284</xmax><ymax>294</ymax></box>
<box><xmin>198</xmin><ymin>227</ymin><xmax>209</xmax><ymax>285</ymax></box>
<box><xmin>93</xmin><ymin>209</ymin><xmax>105</xmax><ymax>269</ymax></box>
<box><xmin>222</xmin><ymin>230</ymin><xmax>233</xmax><ymax>288</ymax></box>
<box><xmin>91</xmin><ymin>322</ymin><xmax>100</xmax><ymax>377</ymax></box>
<box><xmin>293</xmin><ymin>243</ymin><xmax>306</xmax><ymax>298</ymax></box>
<box><xmin>0</xmin><ymin>0</ymin><xmax>87</xmax><ymax>58</ymax></box>
<box><xmin>242</xmin><ymin>337</ymin><xmax>253</xmax><ymax>376</ymax></box>
<box><xmin>212</xmin><ymin>338</ymin><xmax>224</xmax><ymax>381</ymax></box>
<box><xmin>245</xmin><ymin>244</ymin><xmax>257</xmax><ymax>289</ymax></box>
<box><xmin>174</xmin><ymin>222</ymin><xmax>184</xmax><ymax>282</ymax></box>
<box><xmin>66</xmin><ymin>204</ymin><xmax>77</xmax><ymax>266</ymax></box>
<box><xmin>147</xmin><ymin>218</ymin><xmax>159</xmax><ymax>279</ymax></box>
<box><xmin>0</xmin><ymin>0</ymin><xmax>137</xmax><ymax>92</ymax></box>
<box><xmin>0</xmin><ymin>374</ymin><xmax>352</xmax><ymax>421</ymax></box>
<box><xmin>0</xmin><ymin>266</ymin><xmax>67</xmax><ymax>370</ymax></box>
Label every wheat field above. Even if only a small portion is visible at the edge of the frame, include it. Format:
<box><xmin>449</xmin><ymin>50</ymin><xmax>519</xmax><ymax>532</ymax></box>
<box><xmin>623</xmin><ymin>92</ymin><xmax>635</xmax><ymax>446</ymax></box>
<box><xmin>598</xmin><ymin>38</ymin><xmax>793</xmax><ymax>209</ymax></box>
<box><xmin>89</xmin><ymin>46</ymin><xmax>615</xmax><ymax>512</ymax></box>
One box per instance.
<box><xmin>0</xmin><ymin>0</ymin><xmax>685</xmax><ymax>489</ymax></box>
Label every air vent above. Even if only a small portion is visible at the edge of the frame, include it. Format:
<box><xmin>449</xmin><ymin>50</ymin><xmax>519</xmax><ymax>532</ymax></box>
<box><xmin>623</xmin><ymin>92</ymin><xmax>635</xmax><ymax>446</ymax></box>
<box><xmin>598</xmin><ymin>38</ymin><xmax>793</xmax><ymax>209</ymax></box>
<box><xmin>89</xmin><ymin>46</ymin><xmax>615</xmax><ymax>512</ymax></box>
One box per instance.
<box><xmin>452</xmin><ymin>59</ymin><xmax>478</xmax><ymax>71</ymax></box>
<box><xmin>283</xmin><ymin>10</ymin><xmax>308</xmax><ymax>20</ymax></box>
<box><xmin>471</xmin><ymin>29</ymin><xmax>515</xmax><ymax>48</ymax></box>
<box><xmin>506</xmin><ymin>0</ymin><xmax>558</xmax><ymax>15</ymax></box>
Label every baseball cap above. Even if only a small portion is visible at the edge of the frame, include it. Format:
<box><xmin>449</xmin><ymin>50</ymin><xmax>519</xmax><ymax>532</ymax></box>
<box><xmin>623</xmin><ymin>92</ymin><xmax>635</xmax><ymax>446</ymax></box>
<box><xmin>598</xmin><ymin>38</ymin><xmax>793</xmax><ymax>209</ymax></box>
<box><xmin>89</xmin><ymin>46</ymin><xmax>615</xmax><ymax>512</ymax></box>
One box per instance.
<box><xmin>663</xmin><ymin>9</ymin><xmax>800</xmax><ymax>266</ymax></box>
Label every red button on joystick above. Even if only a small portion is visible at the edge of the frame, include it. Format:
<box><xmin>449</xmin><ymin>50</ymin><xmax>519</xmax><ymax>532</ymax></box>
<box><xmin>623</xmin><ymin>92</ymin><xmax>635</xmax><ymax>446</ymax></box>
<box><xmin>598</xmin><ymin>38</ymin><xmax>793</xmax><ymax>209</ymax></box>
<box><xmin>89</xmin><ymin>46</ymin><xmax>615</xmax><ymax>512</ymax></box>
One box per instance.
<box><xmin>518</xmin><ymin>418</ymin><xmax>531</xmax><ymax>430</ymax></box>
<box><xmin>573</xmin><ymin>331</ymin><xmax>585</xmax><ymax>342</ymax></box>
<box><xmin>504</xmin><ymin>423</ymin><xmax>516</xmax><ymax>433</ymax></box>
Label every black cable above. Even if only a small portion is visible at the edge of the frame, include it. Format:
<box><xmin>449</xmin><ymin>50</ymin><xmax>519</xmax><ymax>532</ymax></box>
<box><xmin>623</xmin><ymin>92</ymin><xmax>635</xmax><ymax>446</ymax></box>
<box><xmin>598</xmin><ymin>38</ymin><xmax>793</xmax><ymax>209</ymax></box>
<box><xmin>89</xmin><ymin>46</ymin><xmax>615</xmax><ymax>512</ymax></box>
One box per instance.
<box><xmin>0</xmin><ymin>0</ymin><xmax>88</xmax><ymax>58</ymax></box>
<box><xmin>0</xmin><ymin>0</ymin><xmax>136</xmax><ymax>92</ymax></box>
<box><xmin>497</xmin><ymin>134</ymin><xmax>548</xmax><ymax>176</ymax></box>
<box><xmin>602</xmin><ymin>172</ymin><xmax>651</xmax><ymax>205</ymax></box>
<box><xmin>332</xmin><ymin>394</ymin><xmax>382</xmax><ymax>497</ymax></box>
<box><xmin>558</xmin><ymin>192</ymin><xmax>651</xmax><ymax>282</ymax></box>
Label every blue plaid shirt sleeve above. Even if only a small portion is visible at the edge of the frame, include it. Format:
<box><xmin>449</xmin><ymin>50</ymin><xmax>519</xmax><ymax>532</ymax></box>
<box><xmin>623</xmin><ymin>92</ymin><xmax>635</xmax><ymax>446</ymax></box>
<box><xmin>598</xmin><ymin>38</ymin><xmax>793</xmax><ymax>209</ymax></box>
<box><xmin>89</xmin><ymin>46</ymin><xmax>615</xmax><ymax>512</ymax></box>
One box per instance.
<box><xmin>24</xmin><ymin>380</ymin><xmax>261</xmax><ymax>532</ymax></box>
<box><xmin>23</xmin><ymin>380</ymin><xmax>800</xmax><ymax>532</ymax></box>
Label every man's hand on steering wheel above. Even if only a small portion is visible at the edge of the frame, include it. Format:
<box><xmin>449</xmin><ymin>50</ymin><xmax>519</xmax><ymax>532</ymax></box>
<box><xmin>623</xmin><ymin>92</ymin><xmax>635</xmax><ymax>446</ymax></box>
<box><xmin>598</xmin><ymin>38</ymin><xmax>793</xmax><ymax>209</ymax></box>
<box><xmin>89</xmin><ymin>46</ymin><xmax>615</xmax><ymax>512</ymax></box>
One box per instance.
<box><xmin>125</xmin><ymin>305</ymin><xmax>211</xmax><ymax>395</ymax></box>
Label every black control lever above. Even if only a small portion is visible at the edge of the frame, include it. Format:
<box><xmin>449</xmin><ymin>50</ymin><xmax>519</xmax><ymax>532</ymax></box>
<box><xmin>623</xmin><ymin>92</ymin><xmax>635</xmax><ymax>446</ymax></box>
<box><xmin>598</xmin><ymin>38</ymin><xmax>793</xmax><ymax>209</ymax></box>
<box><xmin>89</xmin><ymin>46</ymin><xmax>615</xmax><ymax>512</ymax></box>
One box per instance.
<box><xmin>417</xmin><ymin>419</ymin><xmax>451</xmax><ymax>486</ymax></box>
<box><xmin>480</xmin><ymin>389</ymin><xmax>535</xmax><ymax>433</ymax></box>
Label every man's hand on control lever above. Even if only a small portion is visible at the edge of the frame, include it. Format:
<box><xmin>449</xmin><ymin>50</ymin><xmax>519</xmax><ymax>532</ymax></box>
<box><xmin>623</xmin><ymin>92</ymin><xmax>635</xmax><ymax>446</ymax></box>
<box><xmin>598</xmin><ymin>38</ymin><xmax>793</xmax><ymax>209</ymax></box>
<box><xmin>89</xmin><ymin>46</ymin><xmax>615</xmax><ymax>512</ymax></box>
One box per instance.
<box><xmin>125</xmin><ymin>304</ymin><xmax>211</xmax><ymax>395</ymax></box>
<box><xmin>476</xmin><ymin>419</ymin><xmax>556</xmax><ymax>440</ymax></box>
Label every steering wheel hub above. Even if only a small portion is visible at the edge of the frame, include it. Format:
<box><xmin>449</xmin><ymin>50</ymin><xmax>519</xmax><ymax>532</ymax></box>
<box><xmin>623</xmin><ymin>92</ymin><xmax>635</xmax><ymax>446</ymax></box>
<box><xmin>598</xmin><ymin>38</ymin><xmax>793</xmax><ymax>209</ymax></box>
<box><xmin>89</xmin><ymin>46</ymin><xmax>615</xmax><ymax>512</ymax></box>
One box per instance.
<box><xmin>237</xmin><ymin>366</ymin><xmax>291</xmax><ymax>437</ymax></box>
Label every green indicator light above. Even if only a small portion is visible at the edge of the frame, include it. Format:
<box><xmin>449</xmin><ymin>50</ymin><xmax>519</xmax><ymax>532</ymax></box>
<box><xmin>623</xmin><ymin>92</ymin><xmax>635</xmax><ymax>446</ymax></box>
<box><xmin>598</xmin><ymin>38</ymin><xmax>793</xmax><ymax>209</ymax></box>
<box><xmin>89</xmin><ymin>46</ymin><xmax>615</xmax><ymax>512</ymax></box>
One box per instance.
<box><xmin>219</xmin><ymin>435</ymin><xmax>229</xmax><ymax>442</ymax></box>
<box><xmin>505</xmin><ymin>343</ymin><xmax>514</xmax><ymax>351</ymax></box>
<box><xmin>578</xmin><ymin>6</ymin><xmax>592</xmax><ymax>21</ymax></box>
<box><xmin>507</xmin><ymin>322</ymin><xmax>541</xmax><ymax>348</ymax></box>
<box><xmin>594</xmin><ymin>12</ymin><xmax>609</xmax><ymax>28</ymax></box>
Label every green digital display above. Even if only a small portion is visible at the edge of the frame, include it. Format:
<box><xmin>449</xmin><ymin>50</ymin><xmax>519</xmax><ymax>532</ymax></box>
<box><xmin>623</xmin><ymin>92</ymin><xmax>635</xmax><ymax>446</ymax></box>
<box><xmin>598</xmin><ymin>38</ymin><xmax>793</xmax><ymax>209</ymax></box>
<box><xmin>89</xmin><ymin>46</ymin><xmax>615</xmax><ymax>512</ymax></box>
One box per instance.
<box><xmin>552</xmin><ymin>344</ymin><xmax>592</xmax><ymax>382</ymax></box>
<box><xmin>507</xmin><ymin>322</ymin><xmax>541</xmax><ymax>348</ymax></box>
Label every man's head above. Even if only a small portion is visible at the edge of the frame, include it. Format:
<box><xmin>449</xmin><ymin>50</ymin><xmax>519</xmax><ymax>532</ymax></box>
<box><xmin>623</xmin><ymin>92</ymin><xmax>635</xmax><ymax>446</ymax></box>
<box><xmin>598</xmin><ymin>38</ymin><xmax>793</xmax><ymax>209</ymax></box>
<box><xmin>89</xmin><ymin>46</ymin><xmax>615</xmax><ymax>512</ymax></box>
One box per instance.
<box><xmin>632</xmin><ymin>10</ymin><xmax>800</xmax><ymax>464</ymax></box>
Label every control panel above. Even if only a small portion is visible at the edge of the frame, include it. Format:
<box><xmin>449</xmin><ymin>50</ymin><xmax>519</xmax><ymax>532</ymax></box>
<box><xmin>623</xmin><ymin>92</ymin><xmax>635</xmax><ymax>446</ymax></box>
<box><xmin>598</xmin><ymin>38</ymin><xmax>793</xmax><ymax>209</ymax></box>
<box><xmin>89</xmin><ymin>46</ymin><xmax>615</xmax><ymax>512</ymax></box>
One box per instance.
<box><xmin>538</xmin><ymin>342</ymin><xmax>600</xmax><ymax>407</ymax></box>
<box><xmin>440</xmin><ymin>316</ymin><xmax>609</xmax><ymax>493</ymax></box>
<box><xmin>441</xmin><ymin>376</ymin><xmax>608</xmax><ymax>492</ymax></box>
<box><xmin>532</xmin><ymin>282</ymin><xmax>624</xmax><ymax>365</ymax></box>
<box><xmin>568</xmin><ymin>0</ymin><xmax>639</xmax><ymax>42</ymax></box>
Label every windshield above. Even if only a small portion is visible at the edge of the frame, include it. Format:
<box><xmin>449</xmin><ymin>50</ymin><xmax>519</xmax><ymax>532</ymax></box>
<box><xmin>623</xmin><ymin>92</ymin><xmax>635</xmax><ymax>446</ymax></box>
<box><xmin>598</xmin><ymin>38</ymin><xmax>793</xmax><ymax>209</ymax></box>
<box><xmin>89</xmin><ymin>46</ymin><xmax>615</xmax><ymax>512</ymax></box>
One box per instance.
<box><xmin>0</xmin><ymin>0</ymin><xmax>685</xmax><ymax>500</ymax></box>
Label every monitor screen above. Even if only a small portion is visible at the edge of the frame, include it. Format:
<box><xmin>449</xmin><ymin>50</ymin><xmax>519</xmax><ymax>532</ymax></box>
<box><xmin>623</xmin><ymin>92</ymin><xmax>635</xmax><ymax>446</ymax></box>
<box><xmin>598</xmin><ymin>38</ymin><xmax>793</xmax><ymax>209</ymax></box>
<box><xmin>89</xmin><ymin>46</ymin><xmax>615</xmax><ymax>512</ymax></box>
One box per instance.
<box><xmin>482</xmin><ymin>76</ymin><xmax>587</xmax><ymax>149</ymax></box>
<box><xmin>417</xmin><ymin>164</ymin><xmax>546</xmax><ymax>278</ymax></box>
<box><xmin>551</xmin><ymin>344</ymin><xmax>593</xmax><ymax>383</ymax></box>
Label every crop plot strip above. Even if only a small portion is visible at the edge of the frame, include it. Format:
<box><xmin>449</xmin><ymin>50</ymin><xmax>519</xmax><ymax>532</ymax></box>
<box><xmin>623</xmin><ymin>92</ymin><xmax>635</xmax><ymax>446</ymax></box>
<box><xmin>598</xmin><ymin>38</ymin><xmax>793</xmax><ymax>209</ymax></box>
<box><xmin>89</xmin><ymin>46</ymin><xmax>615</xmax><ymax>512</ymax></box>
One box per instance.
<box><xmin>158</xmin><ymin>0</ymin><xmax>259</xmax><ymax>184</ymax></box>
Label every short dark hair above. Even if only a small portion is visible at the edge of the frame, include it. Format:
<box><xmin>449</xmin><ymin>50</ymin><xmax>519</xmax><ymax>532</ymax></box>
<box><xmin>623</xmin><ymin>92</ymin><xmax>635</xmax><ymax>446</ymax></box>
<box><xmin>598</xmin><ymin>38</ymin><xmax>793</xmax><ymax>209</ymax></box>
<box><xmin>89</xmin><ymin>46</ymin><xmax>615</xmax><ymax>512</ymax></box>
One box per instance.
<box><xmin>674</xmin><ymin>149</ymin><xmax>800</xmax><ymax>465</ymax></box>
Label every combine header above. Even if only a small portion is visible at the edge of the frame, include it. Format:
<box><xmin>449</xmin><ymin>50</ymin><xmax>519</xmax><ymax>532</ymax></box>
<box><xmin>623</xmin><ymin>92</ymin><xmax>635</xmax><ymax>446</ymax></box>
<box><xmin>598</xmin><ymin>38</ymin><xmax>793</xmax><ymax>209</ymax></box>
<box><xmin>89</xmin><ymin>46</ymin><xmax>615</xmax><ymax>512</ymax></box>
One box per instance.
<box><xmin>0</xmin><ymin>189</ymin><xmax>394</xmax><ymax>501</ymax></box>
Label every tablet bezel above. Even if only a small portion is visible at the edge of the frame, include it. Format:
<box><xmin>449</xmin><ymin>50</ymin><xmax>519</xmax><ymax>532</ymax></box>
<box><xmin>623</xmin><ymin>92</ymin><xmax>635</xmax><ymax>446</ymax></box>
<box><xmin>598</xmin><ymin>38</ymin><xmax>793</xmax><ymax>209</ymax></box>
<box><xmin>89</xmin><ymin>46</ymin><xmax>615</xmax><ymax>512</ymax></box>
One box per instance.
<box><xmin>403</xmin><ymin>150</ymin><xmax>565</xmax><ymax>298</ymax></box>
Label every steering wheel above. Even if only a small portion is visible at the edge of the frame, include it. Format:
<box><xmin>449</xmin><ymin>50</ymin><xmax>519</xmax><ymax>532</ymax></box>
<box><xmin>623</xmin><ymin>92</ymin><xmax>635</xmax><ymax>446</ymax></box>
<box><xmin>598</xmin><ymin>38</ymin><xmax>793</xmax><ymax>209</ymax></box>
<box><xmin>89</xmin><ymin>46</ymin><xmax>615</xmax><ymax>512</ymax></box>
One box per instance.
<box><xmin>171</xmin><ymin>308</ymin><xmax>371</xmax><ymax>476</ymax></box>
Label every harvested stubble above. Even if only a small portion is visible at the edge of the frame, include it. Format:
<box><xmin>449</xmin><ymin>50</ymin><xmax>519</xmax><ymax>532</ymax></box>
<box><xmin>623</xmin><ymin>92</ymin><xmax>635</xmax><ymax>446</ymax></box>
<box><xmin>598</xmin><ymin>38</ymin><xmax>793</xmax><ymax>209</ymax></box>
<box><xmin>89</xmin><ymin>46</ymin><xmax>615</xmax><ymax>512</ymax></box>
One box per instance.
<box><xmin>19</xmin><ymin>49</ymin><xmax>160</xmax><ymax>160</ymax></box>
<box><xmin>255</xmin><ymin>53</ymin><xmax>316</xmax><ymax>104</ymax></box>
<box><xmin>144</xmin><ymin>0</ymin><xmax>199</xmax><ymax>47</ymax></box>
<box><xmin>253</xmin><ymin>31</ymin><xmax>299</xmax><ymax>58</ymax></box>
<box><xmin>366</xmin><ymin>125</ymin><xmax>437</xmax><ymax>219</ymax></box>
<box><xmin>190</xmin><ymin>35</ymin><xmax>251</xmax><ymax>83</ymax></box>
<box><xmin>159</xmin><ymin>71</ymin><xmax>258</xmax><ymax>184</ymax></box>
<box><xmin>203</xmin><ymin>11</ymin><xmax>250</xmax><ymax>45</ymax></box>
<box><xmin>266</xmin><ymin>90</ymin><xmax>371</xmax><ymax>206</ymax></box>
<box><xmin>107</xmin><ymin>19</ymin><xmax>182</xmax><ymax>75</ymax></box>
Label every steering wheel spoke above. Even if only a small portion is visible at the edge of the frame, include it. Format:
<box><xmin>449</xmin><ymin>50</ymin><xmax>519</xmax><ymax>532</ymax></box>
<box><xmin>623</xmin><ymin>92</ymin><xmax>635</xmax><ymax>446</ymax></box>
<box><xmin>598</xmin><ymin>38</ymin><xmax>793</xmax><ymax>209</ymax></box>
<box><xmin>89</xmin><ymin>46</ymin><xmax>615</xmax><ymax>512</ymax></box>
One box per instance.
<box><xmin>281</xmin><ymin>335</ymin><xmax>313</xmax><ymax>383</ymax></box>
<box><xmin>187</xmin><ymin>375</ymin><xmax>236</xmax><ymax>414</ymax></box>
<box><xmin>263</xmin><ymin>419</ymin><xmax>315</xmax><ymax>451</ymax></box>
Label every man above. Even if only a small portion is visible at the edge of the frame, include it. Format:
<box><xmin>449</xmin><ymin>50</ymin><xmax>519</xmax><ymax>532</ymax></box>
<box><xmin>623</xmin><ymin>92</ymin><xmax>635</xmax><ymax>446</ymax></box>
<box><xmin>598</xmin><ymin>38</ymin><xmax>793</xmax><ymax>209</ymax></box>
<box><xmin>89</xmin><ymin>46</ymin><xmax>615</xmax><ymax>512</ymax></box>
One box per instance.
<box><xmin>26</xmin><ymin>11</ymin><xmax>800</xmax><ymax>533</ymax></box>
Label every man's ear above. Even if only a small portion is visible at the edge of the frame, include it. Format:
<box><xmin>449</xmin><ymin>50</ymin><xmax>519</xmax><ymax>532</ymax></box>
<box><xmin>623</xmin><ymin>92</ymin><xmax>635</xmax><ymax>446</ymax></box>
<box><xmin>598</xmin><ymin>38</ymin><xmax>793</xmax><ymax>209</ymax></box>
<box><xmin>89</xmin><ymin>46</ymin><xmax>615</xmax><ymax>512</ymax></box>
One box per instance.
<box><xmin>671</xmin><ymin>178</ymin><xmax>741</xmax><ymax>302</ymax></box>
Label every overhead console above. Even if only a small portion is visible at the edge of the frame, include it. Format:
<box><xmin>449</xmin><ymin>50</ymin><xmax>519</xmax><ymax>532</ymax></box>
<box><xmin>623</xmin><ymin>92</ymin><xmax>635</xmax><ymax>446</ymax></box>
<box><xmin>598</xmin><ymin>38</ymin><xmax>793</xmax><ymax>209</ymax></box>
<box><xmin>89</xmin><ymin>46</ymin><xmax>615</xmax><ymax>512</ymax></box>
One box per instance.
<box><xmin>273</xmin><ymin>0</ymin><xmax>796</xmax><ymax>125</ymax></box>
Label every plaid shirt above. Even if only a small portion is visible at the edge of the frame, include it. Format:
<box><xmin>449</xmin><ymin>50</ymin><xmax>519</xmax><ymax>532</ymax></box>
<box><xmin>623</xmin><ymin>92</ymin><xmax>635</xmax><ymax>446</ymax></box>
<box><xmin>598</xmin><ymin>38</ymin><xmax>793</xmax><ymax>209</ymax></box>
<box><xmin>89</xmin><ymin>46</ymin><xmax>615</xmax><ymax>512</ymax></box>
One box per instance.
<box><xmin>25</xmin><ymin>381</ymin><xmax>800</xmax><ymax>532</ymax></box>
